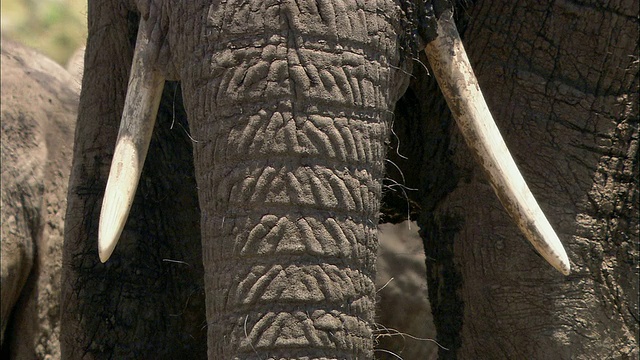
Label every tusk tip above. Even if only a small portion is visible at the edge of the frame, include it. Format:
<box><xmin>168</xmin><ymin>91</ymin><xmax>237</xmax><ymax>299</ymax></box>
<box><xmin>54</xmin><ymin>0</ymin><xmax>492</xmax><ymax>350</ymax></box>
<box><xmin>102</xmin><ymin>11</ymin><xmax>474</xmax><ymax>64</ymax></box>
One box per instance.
<box><xmin>549</xmin><ymin>257</ymin><xmax>570</xmax><ymax>276</ymax></box>
<box><xmin>98</xmin><ymin>212</ymin><xmax>123</xmax><ymax>263</ymax></box>
<box><xmin>98</xmin><ymin>251</ymin><xmax>111</xmax><ymax>264</ymax></box>
<box><xmin>554</xmin><ymin>254</ymin><xmax>571</xmax><ymax>276</ymax></box>
<box><xmin>538</xmin><ymin>231</ymin><xmax>571</xmax><ymax>275</ymax></box>
<box><xmin>98</xmin><ymin>231</ymin><xmax>117</xmax><ymax>263</ymax></box>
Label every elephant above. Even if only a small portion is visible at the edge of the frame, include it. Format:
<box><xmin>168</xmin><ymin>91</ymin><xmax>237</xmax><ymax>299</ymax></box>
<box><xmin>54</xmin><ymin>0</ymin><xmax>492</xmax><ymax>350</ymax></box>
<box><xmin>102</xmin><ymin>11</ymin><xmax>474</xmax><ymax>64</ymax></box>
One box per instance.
<box><xmin>60</xmin><ymin>0</ymin><xmax>636</xmax><ymax>358</ymax></box>
<box><xmin>1</xmin><ymin>38</ymin><xmax>79</xmax><ymax>359</ymax></box>
<box><xmin>0</xmin><ymin>38</ymin><xmax>433</xmax><ymax>360</ymax></box>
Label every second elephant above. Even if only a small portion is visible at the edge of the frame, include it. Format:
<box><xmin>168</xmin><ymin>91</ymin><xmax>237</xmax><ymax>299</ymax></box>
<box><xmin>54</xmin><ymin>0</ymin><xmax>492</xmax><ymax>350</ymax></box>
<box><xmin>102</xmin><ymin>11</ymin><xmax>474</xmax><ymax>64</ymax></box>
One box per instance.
<box><xmin>1</xmin><ymin>38</ymin><xmax>78</xmax><ymax>359</ymax></box>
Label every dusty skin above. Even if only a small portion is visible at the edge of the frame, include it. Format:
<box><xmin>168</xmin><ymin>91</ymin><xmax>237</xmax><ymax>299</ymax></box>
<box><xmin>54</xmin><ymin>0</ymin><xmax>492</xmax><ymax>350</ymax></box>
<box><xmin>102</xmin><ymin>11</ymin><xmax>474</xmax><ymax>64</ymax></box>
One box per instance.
<box><xmin>62</xmin><ymin>1</ymin><xmax>637</xmax><ymax>359</ymax></box>
<box><xmin>101</xmin><ymin>5</ymin><xmax>567</xmax><ymax>359</ymax></box>
<box><xmin>0</xmin><ymin>39</ymin><xmax>433</xmax><ymax>358</ymax></box>
<box><xmin>1</xmin><ymin>38</ymin><xmax>79</xmax><ymax>359</ymax></box>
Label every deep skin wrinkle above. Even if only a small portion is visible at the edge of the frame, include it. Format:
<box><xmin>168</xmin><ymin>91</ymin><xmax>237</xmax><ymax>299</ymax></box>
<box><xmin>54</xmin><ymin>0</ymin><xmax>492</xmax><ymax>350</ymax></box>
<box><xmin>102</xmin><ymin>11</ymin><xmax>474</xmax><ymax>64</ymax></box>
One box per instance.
<box><xmin>167</xmin><ymin>1</ymin><xmax>414</xmax><ymax>357</ymax></box>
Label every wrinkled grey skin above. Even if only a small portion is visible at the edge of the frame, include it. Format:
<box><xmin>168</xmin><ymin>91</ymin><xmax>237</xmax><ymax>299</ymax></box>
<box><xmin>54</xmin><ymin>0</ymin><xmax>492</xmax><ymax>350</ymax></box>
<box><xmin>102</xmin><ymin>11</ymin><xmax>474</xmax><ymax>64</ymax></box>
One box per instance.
<box><xmin>0</xmin><ymin>40</ymin><xmax>428</xmax><ymax>360</ymax></box>
<box><xmin>61</xmin><ymin>1</ymin><xmax>422</xmax><ymax>359</ymax></box>
<box><xmin>61</xmin><ymin>1</ymin><xmax>432</xmax><ymax>358</ymax></box>
<box><xmin>1</xmin><ymin>38</ymin><xmax>78</xmax><ymax>359</ymax></box>
<box><xmin>388</xmin><ymin>1</ymin><xmax>638</xmax><ymax>358</ymax></box>
<box><xmin>61</xmin><ymin>0</ymin><xmax>637</xmax><ymax>359</ymax></box>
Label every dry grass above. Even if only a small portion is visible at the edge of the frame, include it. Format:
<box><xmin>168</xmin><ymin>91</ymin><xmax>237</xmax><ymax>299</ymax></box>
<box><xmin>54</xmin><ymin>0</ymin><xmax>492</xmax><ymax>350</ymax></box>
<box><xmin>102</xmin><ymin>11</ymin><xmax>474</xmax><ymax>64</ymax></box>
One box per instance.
<box><xmin>1</xmin><ymin>0</ymin><xmax>87</xmax><ymax>65</ymax></box>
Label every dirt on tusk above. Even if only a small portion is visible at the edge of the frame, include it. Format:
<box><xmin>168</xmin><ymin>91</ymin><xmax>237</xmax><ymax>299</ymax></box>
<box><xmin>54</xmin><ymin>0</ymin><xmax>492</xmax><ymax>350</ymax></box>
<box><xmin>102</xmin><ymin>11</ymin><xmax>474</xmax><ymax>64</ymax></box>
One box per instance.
<box><xmin>423</xmin><ymin>10</ymin><xmax>570</xmax><ymax>275</ymax></box>
<box><xmin>98</xmin><ymin>18</ymin><xmax>165</xmax><ymax>263</ymax></box>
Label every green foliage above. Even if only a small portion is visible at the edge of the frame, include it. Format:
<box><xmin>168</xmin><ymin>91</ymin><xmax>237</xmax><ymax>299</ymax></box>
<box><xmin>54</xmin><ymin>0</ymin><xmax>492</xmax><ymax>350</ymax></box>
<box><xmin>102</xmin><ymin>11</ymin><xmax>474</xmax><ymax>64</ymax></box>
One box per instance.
<box><xmin>1</xmin><ymin>0</ymin><xmax>87</xmax><ymax>65</ymax></box>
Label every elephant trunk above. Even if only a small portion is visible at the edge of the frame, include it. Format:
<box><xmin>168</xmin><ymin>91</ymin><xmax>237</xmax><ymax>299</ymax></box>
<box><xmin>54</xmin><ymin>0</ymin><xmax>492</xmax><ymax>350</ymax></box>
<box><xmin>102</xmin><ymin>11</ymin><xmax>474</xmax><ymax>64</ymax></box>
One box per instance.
<box><xmin>98</xmin><ymin>4</ymin><xmax>407</xmax><ymax>357</ymax></box>
<box><xmin>176</xmin><ymin>3</ymin><xmax>407</xmax><ymax>358</ymax></box>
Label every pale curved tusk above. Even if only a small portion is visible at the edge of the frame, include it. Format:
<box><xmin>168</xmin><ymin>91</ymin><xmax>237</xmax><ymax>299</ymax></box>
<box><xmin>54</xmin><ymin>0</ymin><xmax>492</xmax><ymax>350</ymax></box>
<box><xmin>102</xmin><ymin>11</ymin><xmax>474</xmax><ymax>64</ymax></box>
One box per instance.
<box><xmin>424</xmin><ymin>10</ymin><xmax>570</xmax><ymax>275</ymax></box>
<box><xmin>98</xmin><ymin>19</ymin><xmax>165</xmax><ymax>263</ymax></box>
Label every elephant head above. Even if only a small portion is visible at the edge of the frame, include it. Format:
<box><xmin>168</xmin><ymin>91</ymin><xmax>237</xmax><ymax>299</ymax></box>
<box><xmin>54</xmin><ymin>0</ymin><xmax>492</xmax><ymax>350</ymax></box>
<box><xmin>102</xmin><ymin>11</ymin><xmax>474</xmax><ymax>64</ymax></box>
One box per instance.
<box><xmin>62</xmin><ymin>1</ymin><xmax>573</xmax><ymax>358</ymax></box>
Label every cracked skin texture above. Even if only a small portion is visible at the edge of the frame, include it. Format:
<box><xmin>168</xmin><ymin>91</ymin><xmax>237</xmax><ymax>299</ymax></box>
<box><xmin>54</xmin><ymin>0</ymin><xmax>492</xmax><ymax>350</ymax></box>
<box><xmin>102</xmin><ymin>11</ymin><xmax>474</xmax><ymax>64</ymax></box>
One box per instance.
<box><xmin>387</xmin><ymin>1</ymin><xmax>638</xmax><ymax>358</ymax></box>
<box><xmin>61</xmin><ymin>0</ymin><xmax>637</xmax><ymax>359</ymax></box>
<box><xmin>63</xmin><ymin>1</ymin><xmax>416</xmax><ymax>359</ymax></box>
<box><xmin>448</xmin><ymin>2</ymin><xmax>638</xmax><ymax>358</ymax></box>
<box><xmin>176</xmin><ymin>1</ymin><xmax>413</xmax><ymax>358</ymax></box>
<box><xmin>1</xmin><ymin>38</ymin><xmax>78</xmax><ymax>359</ymax></box>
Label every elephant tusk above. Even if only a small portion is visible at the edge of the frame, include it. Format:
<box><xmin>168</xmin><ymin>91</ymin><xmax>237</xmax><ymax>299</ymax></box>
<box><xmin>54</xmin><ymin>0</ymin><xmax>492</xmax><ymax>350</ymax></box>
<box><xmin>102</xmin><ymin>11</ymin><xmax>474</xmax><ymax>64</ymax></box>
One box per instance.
<box><xmin>98</xmin><ymin>19</ymin><xmax>165</xmax><ymax>263</ymax></box>
<box><xmin>423</xmin><ymin>10</ymin><xmax>570</xmax><ymax>275</ymax></box>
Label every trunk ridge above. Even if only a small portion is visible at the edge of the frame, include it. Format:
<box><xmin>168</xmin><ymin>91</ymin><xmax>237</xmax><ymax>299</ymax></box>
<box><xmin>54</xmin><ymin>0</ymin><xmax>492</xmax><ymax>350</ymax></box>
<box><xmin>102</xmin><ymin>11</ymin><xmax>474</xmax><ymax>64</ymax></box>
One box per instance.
<box><xmin>177</xmin><ymin>1</ymin><xmax>411</xmax><ymax>358</ymax></box>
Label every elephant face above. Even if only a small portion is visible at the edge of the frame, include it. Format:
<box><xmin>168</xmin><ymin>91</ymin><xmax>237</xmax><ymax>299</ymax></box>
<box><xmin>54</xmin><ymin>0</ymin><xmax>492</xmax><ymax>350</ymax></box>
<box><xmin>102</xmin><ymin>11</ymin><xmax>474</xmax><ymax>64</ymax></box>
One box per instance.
<box><xmin>61</xmin><ymin>1</ymin><xmax>587</xmax><ymax>359</ymax></box>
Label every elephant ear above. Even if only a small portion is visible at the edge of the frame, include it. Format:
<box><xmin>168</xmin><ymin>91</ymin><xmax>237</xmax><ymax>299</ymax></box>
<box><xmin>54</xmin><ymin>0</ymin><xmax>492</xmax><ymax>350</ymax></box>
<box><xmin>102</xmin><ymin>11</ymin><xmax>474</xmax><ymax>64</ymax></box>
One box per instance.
<box><xmin>98</xmin><ymin>18</ymin><xmax>165</xmax><ymax>263</ymax></box>
<box><xmin>423</xmin><ymin>10</ymin><xmax>570</xmax><ymax>275</ymax></box>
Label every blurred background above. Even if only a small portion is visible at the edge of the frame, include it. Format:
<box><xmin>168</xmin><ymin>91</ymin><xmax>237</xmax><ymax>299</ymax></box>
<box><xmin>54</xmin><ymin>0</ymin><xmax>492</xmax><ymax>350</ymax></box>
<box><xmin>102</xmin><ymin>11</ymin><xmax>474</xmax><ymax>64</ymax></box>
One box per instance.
<box><xmin>1</xmin><ymin>0</ymin><xmax>87</xmax><ymax>65</ymax></box>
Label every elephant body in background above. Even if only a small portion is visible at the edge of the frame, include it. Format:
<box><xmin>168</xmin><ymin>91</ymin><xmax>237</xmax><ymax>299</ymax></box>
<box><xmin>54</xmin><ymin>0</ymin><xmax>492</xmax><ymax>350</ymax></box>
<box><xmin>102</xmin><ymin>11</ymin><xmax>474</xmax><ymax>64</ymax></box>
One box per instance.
<box><xmin>375</xmin><ymin>222</ymin><xmax>437</xmax><ymax>359</ymax></box>
<box><xmin>61</xmin><ymin>0</ymin><xmax>637</xmax><ymax>359</ymax></box>
<box><xmin>1</xmin><ymin>38</ymin><xmax>79</xmax><ymax>359</ymax></box>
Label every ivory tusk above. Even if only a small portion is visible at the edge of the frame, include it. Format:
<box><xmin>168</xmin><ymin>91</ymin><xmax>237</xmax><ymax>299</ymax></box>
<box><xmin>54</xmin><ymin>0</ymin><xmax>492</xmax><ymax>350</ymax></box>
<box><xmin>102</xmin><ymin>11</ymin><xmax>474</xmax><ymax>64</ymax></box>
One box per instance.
<box><xmin>98</xmin><ymin>19</ymin><xmax>165</xmax><ymax>263</ymax></box>
<box><xmin>424</xmin><ymin>10</ymin><xmax>570</xmax><ymax>275</ymax></box>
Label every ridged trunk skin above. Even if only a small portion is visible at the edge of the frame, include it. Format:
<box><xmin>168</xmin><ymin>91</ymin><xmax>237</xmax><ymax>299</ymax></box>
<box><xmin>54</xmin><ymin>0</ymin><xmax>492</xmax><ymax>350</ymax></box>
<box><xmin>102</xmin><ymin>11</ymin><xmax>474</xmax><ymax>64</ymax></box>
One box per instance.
<box><xmin>172</xmin><ymin>1</ymin><xmax>410</xmax><ymax>358</ymax></box>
